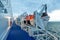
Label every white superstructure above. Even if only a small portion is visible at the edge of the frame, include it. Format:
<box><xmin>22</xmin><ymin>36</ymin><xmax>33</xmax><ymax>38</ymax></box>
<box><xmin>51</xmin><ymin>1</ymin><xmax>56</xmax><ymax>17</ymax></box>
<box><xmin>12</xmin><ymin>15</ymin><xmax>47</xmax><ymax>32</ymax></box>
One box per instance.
<box><xmin>16</xmin><ymin>4</ymin><xmax>58</xmax><ymax>40</ymax></box>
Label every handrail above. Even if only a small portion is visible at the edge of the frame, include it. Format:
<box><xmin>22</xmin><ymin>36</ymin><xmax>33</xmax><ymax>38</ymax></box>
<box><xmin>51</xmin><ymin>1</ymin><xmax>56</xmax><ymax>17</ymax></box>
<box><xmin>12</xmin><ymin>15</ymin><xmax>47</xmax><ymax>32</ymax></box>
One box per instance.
<box><xmin>26</xmin><ymin>26</ymin><xmax>58</xmax><ymax>40</ymax></box>
<box><xmin>46</xmin><ymin>30</ymin><xmax>58</xmax><ymax>40</ymax></box>
<box><xmin>0</xmin><ymin>27</ymin><xmax>11</xmax><ymax>40</ymax></box>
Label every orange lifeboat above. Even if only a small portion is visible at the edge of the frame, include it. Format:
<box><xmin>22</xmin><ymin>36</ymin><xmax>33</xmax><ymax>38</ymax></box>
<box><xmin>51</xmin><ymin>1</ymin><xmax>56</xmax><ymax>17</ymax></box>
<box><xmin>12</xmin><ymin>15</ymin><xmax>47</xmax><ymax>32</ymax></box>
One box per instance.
<box><xmin>25</xmin><ymin>15</ymin><xmax>34</xmax><ymax>20</ymax></box>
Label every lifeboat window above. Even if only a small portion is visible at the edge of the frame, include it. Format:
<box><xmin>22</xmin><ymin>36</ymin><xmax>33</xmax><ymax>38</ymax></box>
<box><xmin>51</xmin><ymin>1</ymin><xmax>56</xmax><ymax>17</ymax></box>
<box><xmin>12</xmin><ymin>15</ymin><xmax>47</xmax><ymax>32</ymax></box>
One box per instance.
<box><xmin>24</xmin><ymin>20</ymin><xmax>26</xmax><ymax>24</ymax></box>
<box><xmin>27</xmin><ymin>20</ymin><xmax>31</xmax><ymax>25</ymax></box>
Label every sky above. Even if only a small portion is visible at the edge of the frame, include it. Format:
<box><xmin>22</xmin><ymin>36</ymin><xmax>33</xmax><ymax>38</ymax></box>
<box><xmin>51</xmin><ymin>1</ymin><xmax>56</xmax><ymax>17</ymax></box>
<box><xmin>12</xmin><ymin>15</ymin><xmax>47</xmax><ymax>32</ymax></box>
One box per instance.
<box><xmin>48</xmin><ymin>10</ymin><xmax>60</xmax><ymax>21</ymax></box>
<box><xmin>11</xmin><ymin>0</ymin><xmax>60</xmax><ymax>21</ymax></box>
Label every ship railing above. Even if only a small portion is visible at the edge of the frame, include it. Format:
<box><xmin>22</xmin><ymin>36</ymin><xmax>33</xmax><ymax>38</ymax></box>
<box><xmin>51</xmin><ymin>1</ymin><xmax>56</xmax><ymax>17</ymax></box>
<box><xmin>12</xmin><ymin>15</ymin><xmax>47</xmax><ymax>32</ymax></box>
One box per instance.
<box><xmin>23</xmin><ymin>26</ymin><xmax>58</xmax><ymax>40</ymax></box>
<box><xmin>0</xmin><ymin>26</ymin><xmax>11</xmax><ymax>40</ymax></box>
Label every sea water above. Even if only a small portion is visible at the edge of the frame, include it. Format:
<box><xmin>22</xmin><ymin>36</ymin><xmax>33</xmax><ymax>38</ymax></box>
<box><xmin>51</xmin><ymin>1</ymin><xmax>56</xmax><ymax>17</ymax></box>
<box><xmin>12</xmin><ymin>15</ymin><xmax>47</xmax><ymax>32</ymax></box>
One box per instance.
<box><xmin>45</xmin><ymin>22</ymin><xmax>60</xmax><ymax>39</ymax></box>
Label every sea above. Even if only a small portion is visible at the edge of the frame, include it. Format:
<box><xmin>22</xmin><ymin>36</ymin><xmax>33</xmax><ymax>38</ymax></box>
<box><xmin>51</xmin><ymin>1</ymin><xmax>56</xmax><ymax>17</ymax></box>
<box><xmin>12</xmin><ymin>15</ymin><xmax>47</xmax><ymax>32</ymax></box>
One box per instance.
<box><xmin>45</xmin><ymin>22</ymin><xmax>60</xmax><ymax>39</ymax></box>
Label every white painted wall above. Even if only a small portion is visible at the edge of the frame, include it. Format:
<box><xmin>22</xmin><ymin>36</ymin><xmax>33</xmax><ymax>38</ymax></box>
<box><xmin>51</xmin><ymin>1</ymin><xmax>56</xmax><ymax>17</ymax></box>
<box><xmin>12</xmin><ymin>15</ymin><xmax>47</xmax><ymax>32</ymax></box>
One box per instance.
<box><xmin>0</xmin><ymin>16</ymin><xmax>8</xmax><ymax>37</ymax></box>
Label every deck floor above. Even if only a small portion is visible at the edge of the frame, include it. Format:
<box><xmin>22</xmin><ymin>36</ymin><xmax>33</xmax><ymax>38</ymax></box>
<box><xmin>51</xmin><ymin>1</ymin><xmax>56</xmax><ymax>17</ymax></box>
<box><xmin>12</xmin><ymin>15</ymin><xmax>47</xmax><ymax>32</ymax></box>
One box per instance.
<box><xmin>6</xmin><ymin>21</ymin><xmax>35</xmax><ymax>40</ymax></box>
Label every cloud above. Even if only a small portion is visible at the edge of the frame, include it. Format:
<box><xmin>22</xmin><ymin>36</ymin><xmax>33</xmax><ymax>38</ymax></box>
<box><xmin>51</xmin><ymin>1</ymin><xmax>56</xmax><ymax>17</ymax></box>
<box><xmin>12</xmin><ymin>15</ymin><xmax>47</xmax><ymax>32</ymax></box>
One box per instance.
<box><xmin>11</xmin><ymin>0</ymin><xmax>60</xmax><ymax>16</ymax></box>
<box><xmin>48</xmin><ymin>10</ymin><xmax>60</xmax><ymax>21</ymax></box>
